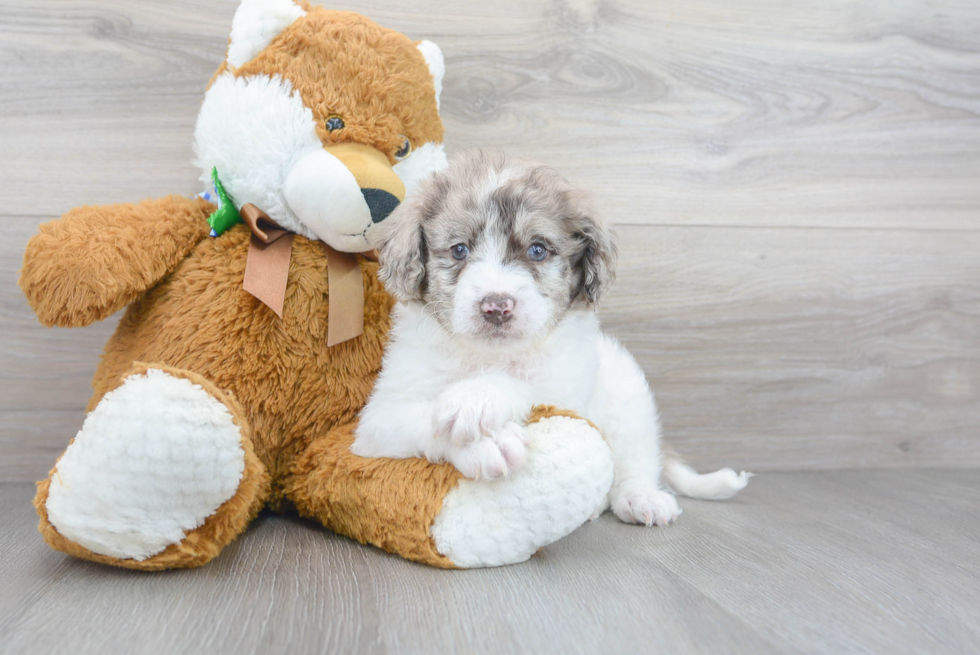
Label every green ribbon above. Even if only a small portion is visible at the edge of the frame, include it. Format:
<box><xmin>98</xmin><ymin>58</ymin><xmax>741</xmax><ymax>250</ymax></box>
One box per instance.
<box><xmin>206</xmin><ymin>167</ymin><xmax>242</xmax><ymax>237</ymax></box>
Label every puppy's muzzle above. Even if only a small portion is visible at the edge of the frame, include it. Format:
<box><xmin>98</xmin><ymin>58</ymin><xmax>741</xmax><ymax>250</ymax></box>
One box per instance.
<box><xmin>480</xmin><ymin>294</ymin><xmax>515</xmax><ymax>326</ymax></box>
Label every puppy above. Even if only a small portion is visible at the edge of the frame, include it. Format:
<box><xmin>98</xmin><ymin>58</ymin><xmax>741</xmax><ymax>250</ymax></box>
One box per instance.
<box><xmin>353</xmin><ymin>151</ymin><xmax>750</xmax><ymax>526</ymax></box>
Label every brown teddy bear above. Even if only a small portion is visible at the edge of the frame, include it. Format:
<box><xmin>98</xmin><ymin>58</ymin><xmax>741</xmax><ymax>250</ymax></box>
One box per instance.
<box><xmin>19</xmin><ymin>0</ymin><xmax>614</xmax><ymax>570</ymax></box>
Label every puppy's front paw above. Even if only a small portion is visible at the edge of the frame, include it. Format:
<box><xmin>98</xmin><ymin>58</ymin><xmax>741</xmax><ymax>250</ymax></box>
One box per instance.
<box><xmin>442</xmin><ymin>422</ymin><xmax>529</xmax><ymax>481</ymax></box>
<box><xmin>612</xmin><ymin>487</ymin><xmax>681</xmax><ymax>527</ymax></box>
<box><xmin>444</xmin><ymin>438</ymin><xmax>507</xmax><ymax>481</ymax></box>
<box><xmin>433</xmin><ymin>381</ymin><xmax>525</xmax><ymax>445</ymax></box>
<box><xmin>492</xmin><ymin>421</ymin><xmax>529</xmax><ymax>469</ymax></box>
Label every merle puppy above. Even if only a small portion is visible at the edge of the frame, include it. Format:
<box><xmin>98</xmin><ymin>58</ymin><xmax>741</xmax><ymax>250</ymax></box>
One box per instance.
<box><xmin>353</xmin><ymin>151</ymin><xmax>749</xmax><ymax>526</ymax></box>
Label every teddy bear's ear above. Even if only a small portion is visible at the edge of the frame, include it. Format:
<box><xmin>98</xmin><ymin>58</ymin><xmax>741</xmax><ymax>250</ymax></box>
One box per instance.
<box><xmin>227</xmin><ymin>0</ymin><xmax>307</xmax><ymax>69</ymax></box>
<box><xmin>416</xmin><ymin>40</ymin><xmax>445</xmax><ymax>111</ymax></box>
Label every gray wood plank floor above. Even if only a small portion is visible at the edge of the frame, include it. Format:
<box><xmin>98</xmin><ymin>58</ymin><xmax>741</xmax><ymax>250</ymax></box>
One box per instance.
<box><xmin>2</xmin><ymin>470</ymin><xmax>978</xmax><ymax>655</ymax></box>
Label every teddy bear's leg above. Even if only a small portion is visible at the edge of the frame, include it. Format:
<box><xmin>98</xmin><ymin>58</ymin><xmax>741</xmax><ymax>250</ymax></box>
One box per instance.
<box><xmin>286</xmin><ymin>407</ymin><xmax>614</xmax><ymax>568</ymax></box>
<box><xmin>34</xmin><ymin>363</ymin><xmax>271</xmax><ymax>570</ymax></box>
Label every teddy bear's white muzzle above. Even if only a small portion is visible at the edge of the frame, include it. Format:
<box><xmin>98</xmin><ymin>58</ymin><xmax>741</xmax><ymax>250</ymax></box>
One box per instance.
<box><xmin>284</xmin><ymin>144</ymin><xmax>406</xmax><ymax>252</ymax></box>
<box><xmin>283</xmin><ymin>149</ymin><xmax>378</xmax><ymax>252</ymax></box>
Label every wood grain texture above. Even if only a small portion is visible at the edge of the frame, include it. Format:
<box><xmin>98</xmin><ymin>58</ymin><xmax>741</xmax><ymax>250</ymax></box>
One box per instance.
<box><xmin>1</xmin><ymin>0</ymin><xmax>979</xmax><ymax>481</ymax></box>
<box><xmin>606</xmin><ymin>225</ymin><xmax>980</xmax><ymax>471</ymax></box>
<box><xmin>3</xmin><ymin>0</ymin><xmax>979</xmax><ymax>227</ymax></box>
<box><xmin>2</xmin><ymin>471</ymin><xmax>979</xmax><ymax>654</ymax></box>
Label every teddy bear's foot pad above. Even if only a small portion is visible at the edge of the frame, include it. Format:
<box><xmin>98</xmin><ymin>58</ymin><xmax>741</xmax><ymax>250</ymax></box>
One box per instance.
<box><xmin>45</xmin><ymin>369</ymin><xmax>247</xmax><ymax>561</ymax></box>
<box><xmin>430</xmin><ymin>414</ymin><xmax>614</xmax><ymax>568</ymax></box>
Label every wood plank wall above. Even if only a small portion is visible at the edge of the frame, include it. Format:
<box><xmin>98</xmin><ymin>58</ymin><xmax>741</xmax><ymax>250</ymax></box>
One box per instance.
<box><xmin>1</xmin><ymin>0</ymin><xmax>978</xmax><ymax>481</ymax></box>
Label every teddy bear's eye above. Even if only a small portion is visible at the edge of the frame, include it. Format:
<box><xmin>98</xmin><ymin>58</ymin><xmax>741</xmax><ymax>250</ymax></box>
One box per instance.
<box><xmin>325</xmin><ymin>115</ymin><xmax>345</xmax><ymax>132</ymax></box>
<box><xmin>394</xmin><ymin>136</ymin><xmax>412</xmax><ymax>161</ymax></box>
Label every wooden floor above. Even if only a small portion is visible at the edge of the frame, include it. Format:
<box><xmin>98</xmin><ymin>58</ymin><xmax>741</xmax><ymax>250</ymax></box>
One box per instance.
<box><xmin>1</xmin><ymin>470</ymin><xmax>978</xmax><ymax>654</ymax></box>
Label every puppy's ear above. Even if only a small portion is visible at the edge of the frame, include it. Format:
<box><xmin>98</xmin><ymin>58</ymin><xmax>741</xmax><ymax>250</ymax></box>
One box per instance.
<box><xmin>376</xmin><ymin>196</ymin><xmax>427</xmax><ymax>301</ymax></box>
<box><xmin>571</xmin><ymin>197</ymin><xmax>618</xmax><ymax>306</ymax></box>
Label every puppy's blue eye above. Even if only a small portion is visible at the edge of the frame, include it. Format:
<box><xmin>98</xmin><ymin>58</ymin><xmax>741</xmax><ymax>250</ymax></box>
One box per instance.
<box><xmin>528</xmin><ymin>243</ymin><xmax>548</xmax><ymax>261</ymax></box>
<box><xmin>325</xmin><ymin>115</ymin><xmax>345</xmax><ymax>132</ymax></box>
<box><xmin>451</xmin><ymin>243</ymin><xmax>469</xmax><ymax>261</ymax></box>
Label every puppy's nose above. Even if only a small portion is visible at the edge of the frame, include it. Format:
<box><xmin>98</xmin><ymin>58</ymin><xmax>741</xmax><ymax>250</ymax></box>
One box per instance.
<box><xmin>480</xmin><ymin>294</ymin><xmax>516</xmax><ymax>326</ymax></box>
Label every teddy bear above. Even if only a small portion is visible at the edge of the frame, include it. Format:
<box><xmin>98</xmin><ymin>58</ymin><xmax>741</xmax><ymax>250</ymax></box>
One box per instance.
<box><xmin>18</xmin><ymin>0</ymin><xmax>614</xmax><ymax>570</ymax></box>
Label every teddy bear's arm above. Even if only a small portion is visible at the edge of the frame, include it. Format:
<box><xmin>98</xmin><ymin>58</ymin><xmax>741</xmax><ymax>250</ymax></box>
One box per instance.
<box><xmin>20</xmin><ymin>195</ymin><xmax>214</xmax><ymax>328</ymax></box>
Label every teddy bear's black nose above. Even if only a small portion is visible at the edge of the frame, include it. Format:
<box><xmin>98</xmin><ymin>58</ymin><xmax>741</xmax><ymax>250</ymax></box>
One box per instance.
<box><xmin>361</xmin><ymin>188</ymin><xmax>400</xmax><ymax>223</ymax></box>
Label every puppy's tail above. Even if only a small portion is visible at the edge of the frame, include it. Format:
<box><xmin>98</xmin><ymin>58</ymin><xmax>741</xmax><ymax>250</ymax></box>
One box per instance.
<box><xmin>663</xmin><ymin>454</ymin><xmax>752</xmax><ymax>500</ymax></box>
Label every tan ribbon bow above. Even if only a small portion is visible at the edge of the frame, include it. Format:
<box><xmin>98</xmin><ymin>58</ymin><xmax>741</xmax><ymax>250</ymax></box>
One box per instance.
<box><xmin>240</xmin><ymin>203</ymin><xmax>364</xmax><ymax>347</ymax></box>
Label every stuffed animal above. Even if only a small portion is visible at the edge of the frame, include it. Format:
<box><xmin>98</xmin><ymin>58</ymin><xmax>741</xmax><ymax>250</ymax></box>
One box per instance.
<box><xmin>19</xmin><ymin>0</ymin><xmax>614</xmax><ymax>570</ymax></box>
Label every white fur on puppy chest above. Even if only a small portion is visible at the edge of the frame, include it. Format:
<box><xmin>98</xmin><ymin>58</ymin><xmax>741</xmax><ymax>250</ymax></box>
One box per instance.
<box><xmin>45</xmin><ymin>369</ymin><xmax>246</xmax><ymax>561</ymax></box>
<box><xmin>431</xmin><ymin>415</ymin><xmax>614</xmax><ymax>568</ymax></box>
